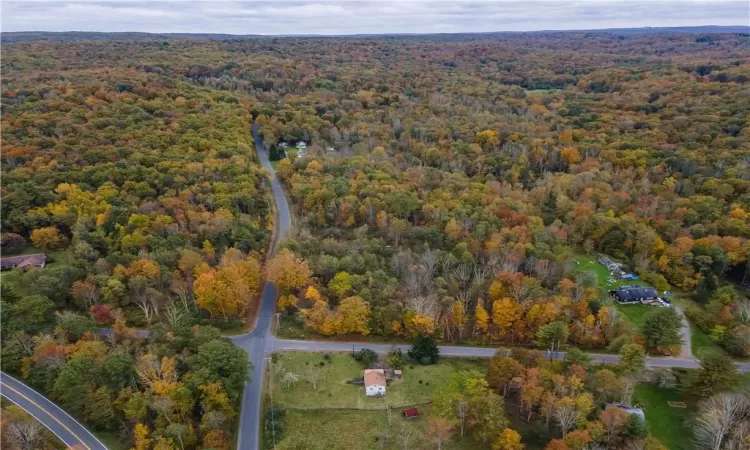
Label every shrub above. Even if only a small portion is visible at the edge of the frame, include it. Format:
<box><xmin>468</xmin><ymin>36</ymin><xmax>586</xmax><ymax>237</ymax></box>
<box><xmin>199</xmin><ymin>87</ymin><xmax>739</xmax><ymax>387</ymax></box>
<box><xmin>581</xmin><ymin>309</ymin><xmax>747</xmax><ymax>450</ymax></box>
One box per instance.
<box><xmin>352</xmin><ymin>348</ymin><xmax>378</xmax><ymax>367</ymax></box>
<box><xmin>408</xmin><ymin>334</ymin><xmax>439</xmax><ymax>365</ymax></box>
<box><xmin>386</xmin><ymin>348</ymin><xmax>405</xmax><ymax>369</ymax></box>
<box><xmin>685</xmin><ymin>307</ymin><xmax>712</xmax><ymax>332</ymax></box>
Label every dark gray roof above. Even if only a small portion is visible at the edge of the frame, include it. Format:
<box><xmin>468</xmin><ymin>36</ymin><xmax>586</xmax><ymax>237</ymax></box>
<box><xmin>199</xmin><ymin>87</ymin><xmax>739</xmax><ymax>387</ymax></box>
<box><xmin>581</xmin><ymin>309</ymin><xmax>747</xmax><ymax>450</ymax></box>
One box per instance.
<box><xmin>615</xmin><ymin>286</ymin><xmax>657</xmax><ymax>301</ymax></box>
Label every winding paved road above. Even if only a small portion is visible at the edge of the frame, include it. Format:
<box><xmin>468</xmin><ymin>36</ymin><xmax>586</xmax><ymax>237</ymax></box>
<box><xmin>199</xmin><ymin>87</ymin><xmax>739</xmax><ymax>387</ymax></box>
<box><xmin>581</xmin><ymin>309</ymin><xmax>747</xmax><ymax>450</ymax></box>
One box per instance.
<box><xmin>0</xmin><ymin>372</ymin><xmax>108</xmax><ymax>450</ymax></box>
<box><xmin>230</xmin><ymin>123</ymin><xmax>293</xmax><ymax>450</ymax></box>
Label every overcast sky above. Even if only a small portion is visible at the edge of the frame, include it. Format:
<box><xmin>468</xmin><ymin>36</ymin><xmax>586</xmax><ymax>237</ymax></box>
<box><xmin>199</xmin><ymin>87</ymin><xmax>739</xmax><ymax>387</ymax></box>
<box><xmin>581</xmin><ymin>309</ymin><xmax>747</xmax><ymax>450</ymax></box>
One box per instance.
<box><xmin>2</xmin><ymin>0</ymin><xmax>749</xmax><ymax>35</ymax></box>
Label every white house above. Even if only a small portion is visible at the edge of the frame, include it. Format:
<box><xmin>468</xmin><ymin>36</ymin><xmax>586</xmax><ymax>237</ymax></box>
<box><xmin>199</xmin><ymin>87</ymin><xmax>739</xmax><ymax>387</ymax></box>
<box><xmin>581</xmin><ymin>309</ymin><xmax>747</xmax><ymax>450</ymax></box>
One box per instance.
<box><xmin>364</xmin><ymin>369</ymin><xmax>386</xmax><ymax>397</ymax></box>
<box><xmin>297</xmin><ymin>141</ymin><xmax>307</xmax><ymax>149</ymax></box>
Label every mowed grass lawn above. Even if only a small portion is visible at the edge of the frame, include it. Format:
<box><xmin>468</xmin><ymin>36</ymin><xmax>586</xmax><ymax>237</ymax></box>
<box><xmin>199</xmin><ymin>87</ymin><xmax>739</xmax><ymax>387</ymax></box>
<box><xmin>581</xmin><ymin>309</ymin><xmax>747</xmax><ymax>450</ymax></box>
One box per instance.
<box><xmin>276</xmin><ymin>408</ymin><xmax>479</xmax><ymax>450</ymax></box>
<box><xmin>269</xmin><ymin>352</ymin><xmax>486</xmax><ymax>409</ymax></box>
<box><xmin>633</xmin><ymin>384</ymin><xmax>695</xmax><ymax>450</ymax></box>
<box><xmin>575</xmin><ymin>256</ymin><xmax>662</xmax><ymax>328</ymax></box>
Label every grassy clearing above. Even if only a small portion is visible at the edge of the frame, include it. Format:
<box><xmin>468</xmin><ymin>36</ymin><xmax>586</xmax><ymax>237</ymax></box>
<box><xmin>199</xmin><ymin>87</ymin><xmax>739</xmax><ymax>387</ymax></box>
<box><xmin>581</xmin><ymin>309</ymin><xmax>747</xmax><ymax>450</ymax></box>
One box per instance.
<box><xmin>274</xmin><ymin>408</ymin><xmax>478</xmax><ymax>450</ymax></box>
<box><xmin>633</xmin><ymin>384</ymin><xmax>696</xmax><ymax>450</ymax></box>
<box><xmin>269</xmin><ymin>352</ymin><xmax>486</xmax><ymax>410</ymax></box>
<box><xmin>616</xmin><ymin>304</ymin><xmax>656</xmax><ymax>328</ymax></box>
<box><xmin>575</xmin><ymin>255</ymin><xmax>648</xmax><ymax>293</ymax></box>
<box><xmin>575</xmin><ymin>255</ymin><xmax>664</xmax><ymax>328</ymax></box>
<box><xmin>525</xmin><ymin>88</ymin><xmax>562</xmax><ymax>94</ymax></box>
<box><xmin>688</xmin><ymin>322</ymin><xmax>724</xmax><ymax>356</ymax></box>
<box><xmin>0</xmin><ymin>249</ymin><xmax>70</xmax><ymax>295</ymax></box>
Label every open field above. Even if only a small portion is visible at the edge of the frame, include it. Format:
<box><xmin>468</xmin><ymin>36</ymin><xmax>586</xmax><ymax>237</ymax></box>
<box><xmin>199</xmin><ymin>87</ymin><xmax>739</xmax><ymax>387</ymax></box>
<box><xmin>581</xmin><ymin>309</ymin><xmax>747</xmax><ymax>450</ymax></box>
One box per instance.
<box><xmin>269</xmin><ymin>352</ymin><xmax>486</xmax><ymax>409</ymax></box>
<box><xmin>689</xmin><ymin>322</ymin><xmax>724</xmax><ymax>356</ymax></box>
<box><xmin>266</xmin><ymin>352</ymin><xmax>487</xmax><ymax>449</ymax></box>
<box><xmin>272</xmin><ymin>408</ymin><xmax>479</xmax><ymax>450</ymax></box>
<box><xmin>633</xmin><ymin>384</ymin><xmax>696</xmax><ymax>450</ymax></box>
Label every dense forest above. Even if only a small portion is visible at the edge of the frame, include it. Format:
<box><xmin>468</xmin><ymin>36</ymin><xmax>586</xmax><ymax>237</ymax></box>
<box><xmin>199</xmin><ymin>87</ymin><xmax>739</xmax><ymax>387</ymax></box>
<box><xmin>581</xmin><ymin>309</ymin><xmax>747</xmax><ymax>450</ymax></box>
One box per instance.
<box><xmin>1</xmin><ymin>31</ymin><xmax>749</xmax><ymax>450</ymax></box>
<box><xmin>254</xmin><ymin>32</ymin><xmax>750</xmax><ymax>355</ymax></box>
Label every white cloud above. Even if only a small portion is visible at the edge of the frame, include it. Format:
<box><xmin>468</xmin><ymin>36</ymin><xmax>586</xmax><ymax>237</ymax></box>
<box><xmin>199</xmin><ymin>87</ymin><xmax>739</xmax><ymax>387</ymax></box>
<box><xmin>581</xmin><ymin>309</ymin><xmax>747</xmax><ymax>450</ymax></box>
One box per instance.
<box><xmin>1</xmin><ymin>0</ymin><xmax>748</xmax><ymax>34</ymax></box>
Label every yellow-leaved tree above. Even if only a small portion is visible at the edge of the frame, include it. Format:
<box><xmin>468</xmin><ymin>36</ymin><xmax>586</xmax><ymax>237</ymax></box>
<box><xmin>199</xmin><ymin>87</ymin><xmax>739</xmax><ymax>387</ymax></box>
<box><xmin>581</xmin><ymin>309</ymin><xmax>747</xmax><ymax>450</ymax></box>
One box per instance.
<box><xmin>265</xmin><ymin>249</ymin><xmax>311</xmax><ymax>294</ymax></box>
<box><xmin>31</xmin><ymin>226</ymin><xmax>65</xmax><ymax>251</ymax></box>
<box><xmin>132</xmin><ymin>423</ymin><xmax>152</xmax><ymax>450</ymax></box>
<box><xmin>331</xmin><ymin>296</ymin><xmax>371</xmax><ymax>336</ymax></box>
<box><xmin>194</xmin><ymin>250</ymin><xmax>261</xmax><ymax>318</ymax></box>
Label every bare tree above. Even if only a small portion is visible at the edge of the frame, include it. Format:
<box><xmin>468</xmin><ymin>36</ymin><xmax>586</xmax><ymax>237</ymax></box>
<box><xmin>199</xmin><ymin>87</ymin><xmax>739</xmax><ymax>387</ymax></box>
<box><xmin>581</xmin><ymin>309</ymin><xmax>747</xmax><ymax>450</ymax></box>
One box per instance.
<box><xmin>391</xmin><ymin>250</ymin><xmax>414</xmax><ymax>278</ymax></box>
<box><xmin>170</xmin><ymin>278</ymin><xmax>195</xmax><ymax>312</ymax></box>
<box><xmin>164</xmin><ymin>302</ymin><xmax>186</xmax><ymax>328</ymax></box>
<box><xmin>451</xmin><ymin>264</ymin><xmax>473</xmax><ymax>295</ymax></box>
<box><xmin>553</xmin><ymin>400</ymin><xmax>578</xmax><ymax>437</ymax></box>
<box><xmin>695</xmin><ymin>393</ymin><xmax>750</xmax><ymax>450</ymax></box>
<box><xmin>419</xmin><ymin>249</ymin><xmax>440</xmax><ymax>281</ymax></box>
<box><xmin>620</xmin><ymin>375</ymin><xmax>638</xmax><ymax>407</ymax></box>
<box><xmin>735</xmin><ymin>301</ymin><xmax>750</xmax><ymax>325</ymax></box>
<box><xmin>725</xmin><ymin>421</ymin><xmax>749</xmax><ymax>450</ymax></box>
<box><xmin>5</xmin><ymin>419</ymin><xmax>47</xmax><ymax>450</ymax></box>
<box><xmin>7</xmin><ymin>332</ymin><xmax>34</xmax><ymax>356</ymax></box>
<box><xmin>152</xmin><ymin>396</ymin><xmax>175</xmax><ymax>425</ymax></box>
<box><xmin>202</xmin><ymin>410</ymin><xmax>227</xmax><ymax>429</ymax></box>
<box><xmin>407</xmin><ymin>295</ymin><xmax>439</xmax><ymax>319</ymax></box>
<box><xmin>455</xmin><ymin>399</ymin><xmax>469</xmax><ymax>437</ymax></box>
<box><xmin>132</xmin><ymin>284</ymin><xmax>158</xmax><ymax>324</ymax></box>
<box><xmin>398</xmin><ymin>421</ymin><xmax>418</xmax><ymax>450</ymax></box>
<box><xmin>308</xmin><ymin>366</ymin><xmax>321</xmax><ymax>390</ymax></box>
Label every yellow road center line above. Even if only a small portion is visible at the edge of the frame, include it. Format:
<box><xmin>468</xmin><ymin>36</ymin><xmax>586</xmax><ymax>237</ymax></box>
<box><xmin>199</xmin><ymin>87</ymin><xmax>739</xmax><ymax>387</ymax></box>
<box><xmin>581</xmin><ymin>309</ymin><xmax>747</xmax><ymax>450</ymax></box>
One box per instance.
<box><xmin>1</xmin><ymin>380</ymin><xmax>92</xmax><ymax>450</ymax></box>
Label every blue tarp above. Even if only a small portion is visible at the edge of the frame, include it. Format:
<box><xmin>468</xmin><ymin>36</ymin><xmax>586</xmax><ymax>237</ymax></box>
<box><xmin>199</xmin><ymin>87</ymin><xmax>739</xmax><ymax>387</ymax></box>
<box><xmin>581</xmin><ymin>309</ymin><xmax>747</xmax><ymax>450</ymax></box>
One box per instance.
<box><xmin>621</xmin><ymin>274</ymin><xmax>639</xmax><ymax>280</ymax></box>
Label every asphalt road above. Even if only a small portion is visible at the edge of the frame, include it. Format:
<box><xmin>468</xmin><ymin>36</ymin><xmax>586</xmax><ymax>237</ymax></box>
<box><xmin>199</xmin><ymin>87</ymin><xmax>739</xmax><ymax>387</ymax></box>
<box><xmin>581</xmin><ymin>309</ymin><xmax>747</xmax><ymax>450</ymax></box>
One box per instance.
<box><xmin>0</xmin><ymin>372</ymin><xmax>108</xmax><ymax>450</ymax></box>
<box><xmin>270</xmin><ymin>338</ymin><xmax>750</xmax><ymax>372</ymax></box>
<box><xmin>231</xmin><ymin>123</ymin><xmax>293</xmax><ymax>450</ymax></box>
<box><xmin>253</xmin><ymin>123</ymin><xmax>292</xmax><ymax>246</ymax></box>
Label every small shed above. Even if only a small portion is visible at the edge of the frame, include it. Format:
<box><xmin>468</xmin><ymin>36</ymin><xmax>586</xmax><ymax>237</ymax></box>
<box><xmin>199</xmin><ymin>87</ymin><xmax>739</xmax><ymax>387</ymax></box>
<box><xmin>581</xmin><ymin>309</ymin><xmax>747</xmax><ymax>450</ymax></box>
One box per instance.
<box><xmin>393</xmin><ymin>370</ymin><xmax>402</xmax><ymax>379</ymax></box>
<box><xmin>402</xmin><ymin>408</ymin><xmax>420</xmax><ymax>419</ymax></box>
